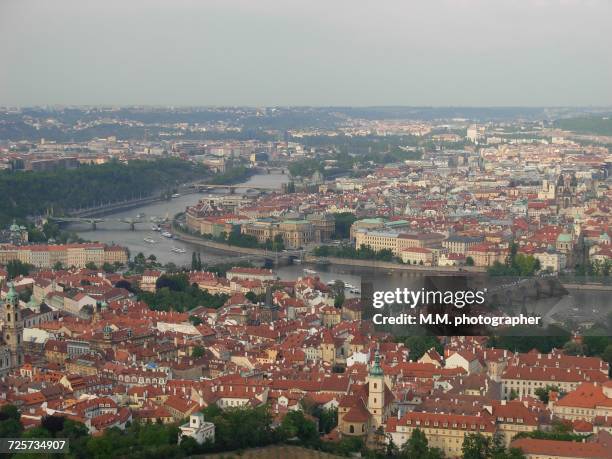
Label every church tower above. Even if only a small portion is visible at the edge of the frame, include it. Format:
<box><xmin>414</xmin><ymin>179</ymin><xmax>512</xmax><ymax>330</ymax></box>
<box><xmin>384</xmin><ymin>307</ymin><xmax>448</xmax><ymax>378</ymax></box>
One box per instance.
<box><xmin>368</xmin><ymin>350</ymin><xmax>385</xmax><ymax>428</ymax></box>
<box><xmin>2</xmin><ymin>283</ymin><xmax>24</xmax><ymax>369</ymax></box>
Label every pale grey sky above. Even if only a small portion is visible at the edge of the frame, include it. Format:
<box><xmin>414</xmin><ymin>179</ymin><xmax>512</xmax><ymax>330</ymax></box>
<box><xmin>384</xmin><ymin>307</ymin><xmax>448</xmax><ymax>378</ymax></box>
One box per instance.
<box><xmin>1</xmin><ymin>0</ymin><xmax>611</xmax><ymax>107</ymax></box>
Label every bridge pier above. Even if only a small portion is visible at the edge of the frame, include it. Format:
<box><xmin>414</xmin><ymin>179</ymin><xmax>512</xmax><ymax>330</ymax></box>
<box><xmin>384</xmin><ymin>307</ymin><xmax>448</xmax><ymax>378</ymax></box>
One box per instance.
<box><xmin>130</xmin><ymin>222</ymin><xmax>135</xmax><ymax>231</ymax></box>
<box><xmin>91</xmin><ymin>221</ymin><xmax>97</xmax><ymax>230</ymax></box>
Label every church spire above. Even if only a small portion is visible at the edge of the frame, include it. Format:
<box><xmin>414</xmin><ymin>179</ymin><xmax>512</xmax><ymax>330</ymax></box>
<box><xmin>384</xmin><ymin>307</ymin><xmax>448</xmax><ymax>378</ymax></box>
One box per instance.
<box><xmin>6</xmin><ymin>282</ymin><xmax>19</xmax><ymax>306</ymax></box>
<box><xmin>370</xmin><ymin>350</ymin><xmax>384</xmax><ymax>376</ymax></box>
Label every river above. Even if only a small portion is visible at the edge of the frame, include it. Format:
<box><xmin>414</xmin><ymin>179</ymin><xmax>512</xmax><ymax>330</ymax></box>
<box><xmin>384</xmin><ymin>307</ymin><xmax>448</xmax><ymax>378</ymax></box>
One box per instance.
<box><xmin>69</xmin><ymin>172</ymin><xmax>377</xmax><ymax>289</ymax></box>
<box><xmin>70</xmin><ymin>172</ymin><xmax>287</xmax><ymax>266</ymax></box>
<box><xmin>69</xmin><ymin>172</ymin><xmax>610</xmax><ymax>318</ymax></box>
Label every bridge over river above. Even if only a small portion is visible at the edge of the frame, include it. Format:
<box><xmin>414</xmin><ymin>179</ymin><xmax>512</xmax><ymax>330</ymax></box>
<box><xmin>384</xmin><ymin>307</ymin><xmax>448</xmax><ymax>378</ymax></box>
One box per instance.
<box><xmin>190</xmin><ymin>183</ymin><xmax>278</xmax><ymax>193</ymax></box>
<box><xmin>50</xmin><ymin>214</ymin><xmax>170</xmax><ymax>230</ymax></box>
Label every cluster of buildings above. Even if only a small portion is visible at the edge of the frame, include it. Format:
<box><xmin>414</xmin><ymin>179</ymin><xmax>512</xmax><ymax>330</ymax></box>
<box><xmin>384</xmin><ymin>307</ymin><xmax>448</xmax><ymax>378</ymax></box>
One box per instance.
<box><xmin>195</xmin><ymin>138</ymin><xmax>610</xmax><ymax>275</ymax></box>
<box><xmin>0</xmin><ymin>261</ymin><xmax>611</xmax><ymax>457</ymax></box>
<box><xmin>1</xmin><ymin>110</ymin><xmax>611</xmax><ymax>456</ymax></box>
<box><xmin>185</xmin><ymin>200</ymin><xmax>335</xmax><ymax>250</ymax></box>
<box><xmin>0</xmin><ymin>242</ymin><xmax>128</xmax><ymax>269</ymax></box>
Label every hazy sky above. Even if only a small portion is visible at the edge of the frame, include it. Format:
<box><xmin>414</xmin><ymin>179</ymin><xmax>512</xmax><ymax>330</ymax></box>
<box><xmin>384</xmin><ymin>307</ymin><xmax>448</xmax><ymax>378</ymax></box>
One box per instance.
<box><xmin>1</xmin><ymin>0</ymin><xmax>611</xmax><ymax>107</ymax></box>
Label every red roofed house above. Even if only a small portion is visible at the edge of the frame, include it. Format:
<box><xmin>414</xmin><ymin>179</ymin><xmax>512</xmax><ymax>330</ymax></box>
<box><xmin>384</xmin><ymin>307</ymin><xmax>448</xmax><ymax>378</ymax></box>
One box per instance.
<box><xmin>510</xmin><ymin>438</ymin><xmax>612</xmax><ymax>459</ymax></box>
<box><xmin>551</xmin><ymin>382</ymin><xmax>612</xmax><ymax>423</ymax></box>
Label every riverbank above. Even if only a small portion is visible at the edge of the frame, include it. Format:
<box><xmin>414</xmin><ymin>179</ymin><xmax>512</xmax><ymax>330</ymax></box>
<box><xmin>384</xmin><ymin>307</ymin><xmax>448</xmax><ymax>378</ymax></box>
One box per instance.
<box><xmin>72</xmin><ymin>195</ymin><xmax>163</xmax><ymax>217</ymax></box>
<box><xmin>304</xmin><ymin>255</ymin><xmax>487</xmax><ymax>274</ymax></box>
<box><xmin>173</xmin><ymin>229</ymin><xmax>489</xmax><ymax>275</ymax></box>
<box><xmin>173</xmin><ymin>229</ymin><xmax>278</xmax><ymax>257</ymax></box>
<box><xmin>561</xmin><ymin>283</ymin><xmax>612</xmax><ymax>292</ymax></box>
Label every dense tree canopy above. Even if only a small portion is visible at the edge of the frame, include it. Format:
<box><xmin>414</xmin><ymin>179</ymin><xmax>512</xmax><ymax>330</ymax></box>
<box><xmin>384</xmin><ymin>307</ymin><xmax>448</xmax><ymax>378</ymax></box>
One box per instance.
<box><xmin>0</xmin><ymin>158</ymin><xmax>207</xmax><ymax>226</ymax></box>
<box><xmin>313</xmin><ymin>244</ymin><xmax>395</xmax><ymax>262</ymax></box>
<box><xmin>138</xmin><ymin>273</ymin><xmax>229</xmax><ymax>312</ymax></box>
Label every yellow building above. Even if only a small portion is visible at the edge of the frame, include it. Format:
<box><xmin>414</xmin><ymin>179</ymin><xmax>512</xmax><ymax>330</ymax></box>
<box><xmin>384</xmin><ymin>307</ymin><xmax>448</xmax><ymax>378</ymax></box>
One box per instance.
<box><xmin>387</xmin><ymin>412</ymin><xmax>496</xmax><ymax>457</ymax></box>
<box><xmin>354</xmin><ymin>230</ymin><xmax>399</xmax><ymax>254</ymax></box>
<box><xmin>550</xmin><ymin>382</ymin><xmax>612</xmax><ymax>422</ymax></box>
<box><xmin>400</xmin><ymin>247</ymin><xmax>434</xmax><ymax>265</ymax></box>
<box><xmin>501</xmin><ymin>366</ymin><xmax>600</xmax><ymax>400</ymax></box>
<box><xmin>321</xmin><ymin>305</ymin><xmax>341</xmax><ymax>328</ymax></box>
<box><xmin>241</xmin><ymin>219</ymin><xmax>317</xmax><ymax>249</ymax></box>
<box><xmin>0</xmin><ymin>243</ymin><xmax>127</xmax><ymax>268</ymax></box>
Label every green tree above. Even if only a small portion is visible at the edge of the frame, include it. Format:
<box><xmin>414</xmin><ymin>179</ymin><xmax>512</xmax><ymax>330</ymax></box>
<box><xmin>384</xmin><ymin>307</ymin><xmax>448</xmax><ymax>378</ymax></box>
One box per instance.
<box><xmin>0</xmin><ymin>418</ymin><xmax>23</xmax><ymax>439</ymax></box>
<box><xmin>401</xmin><ymin>335</ymin><xmax>443</xmax><ymax>361</ymax></box>
<box><xmin>279</xmin><ymin>411</ymin><xmax>318</xmax><ymax>445</ymax></box>
<box><xmin>333</xmin><ymin>212</ymin><xmax>357</xmax><ymax>239</ymax></box>
<box><xmin>316</xmin><ymin>407</ymin><xmax>338</xmax><ymax>434</ymax></box>
<box><xmin>466</xmin><ymin>256</ymin><xmax>475</xmax><ymax>266</ymax></box>
<box><xmin>334</xmin><ymin>291</ymin><xmax>345</xmax><ymax>308</ymax></box>
<box><xmin>189</xmin><ymin>315</ymin><xmax>203</xmax><ymax>326</ymax></box>
<box><xmin>200</xmin><ymin>404</ymin><xmax>274</xmax><ymax>451</ymax></box>
<box><xmin>6</xmin><ymin>259</ymin><xmax>34</xmax><ymax>279</ymax></box>
<box><xmin>191</xmin><ymin>346</ymin><xmax>205</xmax><ymax>358</ymax></box>
<box><xmin>534</xmin><ymin>386</ymin><xmax>560</xmax><ymax>404</ymax></box>
<box><xmin>462</xmin><ymin>433</ymin><xmax>491</xmax><ymax>459</ymax></box>
<box><xmin>402</xmin><ymin>428</ymin><xmax>429</xmax><ymax>457</ymax></box>
<box><xmin>601</xmin><ymin>344</ymin><xmax>612</xmax><ymax>365</ymax></box>
<box><xmin>102</xmin><ymin>262</ymin><xmax>116</xmax><ymax>273</ymax></box>
<box><xmin>0</xmin><ymin>404</ymin><xmax>23</xmax><ymax>438</ymax></box>
<box><xmin>332</xmin><ymin>280</ymin><xmax>346</xmax><ymax>308</ymax></box>
<box><xmin>273</xmin><ymin>234</ymin><xmax>285</xmax><ymax>252</ymax></box>
<box><xmin>562</xmin><ymin>340</ymin><xmax>585</xmax><ymax>356</ymax></box>
<box><xmin>401</xmin><ymin>428</ymin><xmax>444</xmax><ymax>459</ymax></box>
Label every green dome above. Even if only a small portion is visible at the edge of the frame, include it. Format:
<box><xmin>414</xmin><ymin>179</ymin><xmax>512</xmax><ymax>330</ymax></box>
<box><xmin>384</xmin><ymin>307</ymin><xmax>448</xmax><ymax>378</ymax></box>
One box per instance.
<box><xmin>5</xmin><ymin>283</ymin><xmax>19</xmax><ymax>305</ymax></box>
<box><xmin>369</xmin><ymin>350</ymin><xmax>384</xmax><ymax>377</ymax></box>
<box><xmin>557</xmin><ymin>233</ymin><xmax>572</xmax><ymax>243</ymax></box>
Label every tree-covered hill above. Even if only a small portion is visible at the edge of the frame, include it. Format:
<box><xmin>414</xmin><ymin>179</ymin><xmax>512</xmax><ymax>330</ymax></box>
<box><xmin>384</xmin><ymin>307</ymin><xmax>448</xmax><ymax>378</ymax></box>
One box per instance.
<box><xmin>0</xmin><ymin>158</ymin><xmax>207</xmax><ymax>226</ymax></box>
<box><xmin>555</xmin><ymin>116</ymin><xmax>612</xmax><ymax>136</ymax></box>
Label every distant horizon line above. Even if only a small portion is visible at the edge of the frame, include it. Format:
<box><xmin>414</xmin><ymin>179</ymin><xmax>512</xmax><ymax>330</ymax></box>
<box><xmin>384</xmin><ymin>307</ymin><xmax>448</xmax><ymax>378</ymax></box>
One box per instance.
<box><xmin>2</xmin><ymin>104</ymin><xmax>612</xmax><ymax>110</ymax></box>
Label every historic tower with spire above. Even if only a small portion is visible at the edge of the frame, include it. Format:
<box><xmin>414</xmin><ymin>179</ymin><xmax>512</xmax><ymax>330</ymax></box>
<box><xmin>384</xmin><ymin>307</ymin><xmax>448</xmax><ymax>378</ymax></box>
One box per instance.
<box><xmin>367</xmin><ymin>350</ymin><xmax>385</xmax><ymax>428</ymax></box>
<box><xmin>1</xmin><ymin>283</ymin><xmax>25</xmax><ymax>373</ymax></box>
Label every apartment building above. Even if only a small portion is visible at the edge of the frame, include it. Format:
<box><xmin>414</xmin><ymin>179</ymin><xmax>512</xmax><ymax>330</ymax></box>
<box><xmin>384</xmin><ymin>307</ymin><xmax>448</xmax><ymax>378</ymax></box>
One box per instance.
<box><xmin>0</xmin><ymin>243</ymin><xmax>128</xmax><ymax>268</ymax></box>
<box><xmin>550</xmin><ymin>382</ymin><xmax>612</xmax><ymax>422</ymax></box>
<box><xmin>442</xmin><ymin>235</ymin><xmax>484</xmax><ymax>254</ymax></box>
<box><xmin>466</xmin><ymin>243</ymin><xmax>507</xmax><ymax>267</ymax></box>
<box><xmin>486</xmin><ymin>400</ymin><xmax>539</xmax><ymax>446</ymax></box>
<box><xmin>354</xmin><ymin>230</ymin><xmax>399</xmax><ymax>254</ymax></box>
<box><xmin>401</xmin><ymin>247</ymin><xmax>434</xmax><ymax>265</ymax></box>
<box><xmin>387</xmin><ymin>412</ymin><xmax>496</xmax><ymax>457</ymax></box>
<box><xmin>501</xmin><ymin>366</ymin><xmax>609</xmax><ymax>400</ymax></box>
